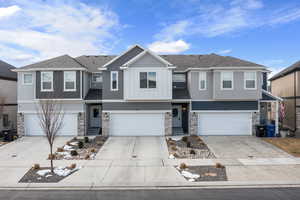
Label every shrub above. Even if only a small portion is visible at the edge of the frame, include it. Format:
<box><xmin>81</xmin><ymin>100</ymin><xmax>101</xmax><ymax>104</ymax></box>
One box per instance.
<box><xmin>69</xmin><ymin>163</ymin><xmax>76</xmax><ymax>169</ymax></box>
<box><xmin>57</xmin><ymin>147</ymin><xmax>64</xmax><ymax>152</ymax></box>
<box><xmin>78</xmin><ymin>141</ymin><xmax>84</xmax><ymax>149</ymax></box>
<box><xmin>181</xmin><ymin>136</ymin><xmax>188</xmax><ymax>142</ymax></box>
<box><xmin>66</xmin><ymin>141</ymin><xmax>71</xmax><ymax>145</ymax></box>
<box><xmin>173</xmin><ymin>153</ymin><xmax>179</xmax><ymax>158</ymax></box>
<box><xmin>186</xmin><ymin>141</ymin><xmax>191</xmax><ymax>148</ymax></box>
<box><xmin>32</xmin><ymin>163</ymin><xmax>40</xmax><ymax>170</ymax></box>
<box><xmin>85</xmin><ymin>154</ymin><xmax>90</xmax><ymax>160</ymax></box>
<box><xmin>190</xmin><ymin>149</ymin><xmax>196</xmax><ymax>155</ymax></box>
<box><xmin>48</xmin><ymin>154</ymin><xmax>55</xmax><ymax>160</ymax></box>
<box><xmin>215</xmin><ymin>163</ymin><xmax>225</xmax><ymax>168</ymax></box>
<box><xmin>171</xmin><ymin>146</ymin><xmax>178</xmax><ymax>151</ymax></box>
<box><xmin>73</xmin><ymin>137</ymin><xmax>77</xmax><ymax>141</ymax></box>
<box><xmin>70</xmin><ymin>150</ymin><xmax>78</xmax><ymax>156</ymax></box>
<box><xmin>168</xmin><ymin>140</ymin><xmax>176</xmax><ymax>145</ymax></box>
<box><xmin>90</xmin><ymin>148</ymin><xmax>96</xmax><ymax>153</ymax></box>
<box><xmin>84</xmin><ymin>136</ymin><xmax>89</xmax><ymax>143</ymax></box>
<box><xmin>179</xmin><ymin>162</ymin><xmax>188</xmax><ymax>170</ymax></box>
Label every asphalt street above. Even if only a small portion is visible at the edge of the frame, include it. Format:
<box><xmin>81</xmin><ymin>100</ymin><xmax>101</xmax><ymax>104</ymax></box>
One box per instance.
<box><xmin>0</xmin><ymin>187</ymin><xmax>300</xmax><ymax>200</ymax></box>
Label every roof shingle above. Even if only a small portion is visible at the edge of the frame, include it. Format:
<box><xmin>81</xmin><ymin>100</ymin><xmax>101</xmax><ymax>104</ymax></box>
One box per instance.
<box><xmin>0</xmin><ymin>60</ymin><xmax>17</xmax><ymax>80</ymax></box>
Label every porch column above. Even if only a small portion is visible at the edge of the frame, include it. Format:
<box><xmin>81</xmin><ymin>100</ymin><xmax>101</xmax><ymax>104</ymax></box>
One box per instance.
<box><xmin>275</xmin><ymin>101</ymin><xmax>279</xmax><ymax>135</ymax></box>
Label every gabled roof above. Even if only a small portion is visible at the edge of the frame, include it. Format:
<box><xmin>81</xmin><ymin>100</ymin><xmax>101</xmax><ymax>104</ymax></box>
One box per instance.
<box><xmin>76</xmin><ymin>55</ymin><xmax>115</xmax><ymax>72</ymax></box>
<box><xmin>269</xmin><ymin>60</ymin><xmax>300</xmax><ymax>81</ymax></box>
<box><xmin>261</xmin><ymin>90</ymin><xmax>283</xmax><ymax>101</ymax></box>
<box><xmin>13</xmin><ymin>55</ymin><xmax>87</xmax><ymax>71</ymax></box>
<box><xmin>0</xmin><ymin>60</ymin><xmax>17</xmax><ymax>81</ymax></box>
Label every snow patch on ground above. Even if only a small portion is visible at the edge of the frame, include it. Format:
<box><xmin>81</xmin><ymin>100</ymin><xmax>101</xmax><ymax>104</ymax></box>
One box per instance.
<box><xmin>36</xmin><ymin>169</ymin><xmax>51</xmax><ymax>176</ymax></box>
<box><xmin>63</xmin><ymin>145</ymin><xmax>74</xmax><ymax>151</ymax></box>
<box><xmin>181</xmin><ymin>170</ymin><xmax>200</xmax><ymax>179</ymax></box>
<box><xmin>169</xmin><ymin>154</ymin><xmax>175</xmax><ymax>159</ymax></box>
<box><xmin>54</xmin><ymin>166</ymin><xmax>80</xmax><ymax>177</ymax></box>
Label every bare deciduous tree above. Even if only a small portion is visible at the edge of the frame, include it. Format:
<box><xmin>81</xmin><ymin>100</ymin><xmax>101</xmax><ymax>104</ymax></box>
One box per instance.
<box><xmin>37</xmin><ymin>100</ymin><xmax>64</xmax><ymax>172</ymax></box>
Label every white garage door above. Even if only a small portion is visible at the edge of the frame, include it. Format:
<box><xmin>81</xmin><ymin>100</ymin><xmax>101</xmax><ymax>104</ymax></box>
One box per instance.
<box><xmin>109</xmin><ymin>113</ymin><xmax>165</xmax><ymax>136</ymax></box>
<box><xmin>24</xmin><ymin>113</ymin><xmax>77</xmax><ymax>136</ymax></box>
<box><xmin>198</xmin><ymin>112</ymin><xmax>252</xmax><ymax>135</ymax></box>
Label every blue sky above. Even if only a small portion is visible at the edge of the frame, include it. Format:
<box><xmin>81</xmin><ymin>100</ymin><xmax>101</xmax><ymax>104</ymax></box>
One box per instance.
<box><xmin>0</xmin><ymin>0</ymin><xmax>300</xmax><ymax>76</ymax></box>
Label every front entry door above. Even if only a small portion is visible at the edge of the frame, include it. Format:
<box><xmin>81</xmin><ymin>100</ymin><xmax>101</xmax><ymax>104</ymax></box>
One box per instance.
<box><xmin>90</xmin><ymin>105</ymin><xmax>101</xmax><ymax>127</ymax></box>
<box><xmin>172</xmin><ymin>105</ymin><xmax>182</xmax><ymax>127</ymax></box>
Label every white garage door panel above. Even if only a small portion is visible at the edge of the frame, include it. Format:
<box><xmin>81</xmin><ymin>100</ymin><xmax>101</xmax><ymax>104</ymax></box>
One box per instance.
<box><xmin>24</xmin><ymin>114</ymin><xmax>77</xmax><ymax>136</ymax></box>
<box><xmin>110</xmin><ymin>113</ymin><xmax>164</xmax><ymax>136</ymax></box>
<box><xmin>198</xmin><ymin>112</ymin><xmax>251</xmax><ymax>135</ymax></box>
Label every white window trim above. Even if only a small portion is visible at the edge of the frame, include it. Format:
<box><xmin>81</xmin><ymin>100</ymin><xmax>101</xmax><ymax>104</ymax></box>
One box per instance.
<box><xmin>110</xmin><ymin>71</ymin><xmax>118</xmax><ymax>91</ymax></box>
<box><xmin>22</xmin><ymin>73</ymin><xmax>33</xmax><ymax>85</ymax></box>
<box><xmin>41</xmin><ymin>71</ymin><xmax>53</xmax><ymax>92</ymax></box>
<box><xmin>198</xmin><ymin>71</ymin><xmax>207</xmax><ymax>90</ymax></box>
<box><xmin>64</xmin><ymin>71</ymin><xmax>76</xmax><ymax>92</ymax></box>
<box><xmin>92</xmin><ymin>72</ymin><xmax>102</xmax><ymax>83</ymax></box>
<box><xmin>139</xmin><ymin>72</ymin><xmax>157</xmax><ymax>89</ymax></box>
<box><xmin>221</xmin><ymin>71</ymin><xmax>234</xmax><ymax>90</ymax></box>
<box><xmin>244</xmin><ymin>71</ymin><xmax>257</xmax><ymax>90</ymax></box>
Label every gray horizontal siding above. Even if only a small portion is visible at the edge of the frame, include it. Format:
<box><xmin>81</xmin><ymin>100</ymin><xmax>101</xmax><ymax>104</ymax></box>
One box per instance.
<box><xmin>36</xmin><ymin>71</ymin><xmax>81</xmax><ymax>99</ymax></box>
<box><xmin>192</xmin><ymin>101</ymin><xmax>258</xmax><ymax>110</ymax></box>
<box><xmin>103</xmin><ymin>102</ymin><xmax>171</xmax><ymax>110</ymax></box>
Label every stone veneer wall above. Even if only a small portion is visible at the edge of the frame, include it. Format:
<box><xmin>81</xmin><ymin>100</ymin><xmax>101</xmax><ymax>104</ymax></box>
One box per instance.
<box><xmin>77</xmin><ymin>112</ymin><xmax>85</xmax><ymax>136</ymax></box>
<box><xmin>189</xmin><ymin>112</ymin><xmax>198</xmax><ymax>135</ymax></box>
<box><xmin>164</xmin><ymin>112</ymin><xmax>172</xmax><ymax>136</ymax></box>
<box><xmin>102</xmin><ymin>112</ymin><xmax>110</xmax><ymax>136</ymax></box>
<box><xmin>252</xmin><ymin>111</ymin><xmax>260</xmax><ymax>135</ymax></box>
<box><xmin>17</xmin><ymin>113</ymin><xmax>25</xmax><ymax>136</ymax></box>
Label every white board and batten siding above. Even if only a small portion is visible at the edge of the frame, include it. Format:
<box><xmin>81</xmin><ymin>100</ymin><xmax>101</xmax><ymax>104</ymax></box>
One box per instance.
<box><xmin>24</xmin><ymin>113</ymin><xmax>77</xmax><ymax>136</ymax></box>
<box><xmin>109</xmin><ymin>113</ymin><xmax>165</xmax><ymax>136</ymax></box>
<box><xmin>197</xmin><ymin>112</ymin><xmax>252</xmax><ymax>136</ymax></box>
<box><xmin>123</xmin><ymin>53</ymin><xmax>172</xmax><ymax>100</ymax></box>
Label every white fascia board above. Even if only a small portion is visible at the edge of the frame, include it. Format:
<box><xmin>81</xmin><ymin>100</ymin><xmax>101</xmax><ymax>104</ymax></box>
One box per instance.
<box><xmin>97</xmin><ymin>67</ymin><xmax>107</xmax><ymax>71</ymax></box>
<box><xmin>101</xmin><ymin>44</ymin><xmax>145</xmax><ymax>68</ymax></box>
<box><xmin>122</xmin><ymin>49</ymin><xmax>175</xmax><ymax>68</ymax></box>
<box><xmin>190</xmin><ymin>110</ymin><xmax>258</xmax><ymax>113</ymax></box>
<box><xmin>12</xmin><ymin>68</ymin><xmax>88</xmax><ymax>72</ymax></box>
<box><xmin>103</xmin><ymin>110</ymin><xmax>171</xmax><ymax>113</ymax></box>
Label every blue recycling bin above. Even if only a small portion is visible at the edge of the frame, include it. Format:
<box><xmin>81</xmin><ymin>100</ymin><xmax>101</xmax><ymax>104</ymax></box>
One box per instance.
<box><xmin>266</xmin><ymin>124</ymin><xmax>275</xmax><ymax>137</ymax></box>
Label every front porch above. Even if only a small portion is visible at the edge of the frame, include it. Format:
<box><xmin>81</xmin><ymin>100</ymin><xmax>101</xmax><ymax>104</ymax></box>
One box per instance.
<box><xmin>85</xmin><ymin>103</ymin><xmax>102</xmax><ymax>136</ymax></box>
<box><xmin>172</xmin><ymin>103</ymin><xmax>189</xmax><ymax>135</ymax></box>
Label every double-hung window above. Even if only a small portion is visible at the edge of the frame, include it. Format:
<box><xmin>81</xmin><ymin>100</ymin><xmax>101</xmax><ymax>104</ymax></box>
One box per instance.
<box><xmin>221</xmin><ymin>71</ymin><xmax>233</xmax><ymax>90</ymax></box>
<box><xmin>23</xmin><ymin>73</ymin><xmax>33</xmax><ymax>85</ymax></box>
<box><xmin>111</xmin><ymin>71</ymin><xmax>118</xmax><ymax>91</ymax></box>
<box><xmin>41</xmin><ymin>71</ymin><xmax>53</xmax><ymax>92</ymax></box>
<box><xmin>92</xmin><ymin>73</ymin><xmax>102</xmax><ymax>83</ymax></box>
<box><xmin>64</xmin><ymin>71</ymin><xmax>76</xmax><ymax>91</ymax></box>
<box><xmin>199</xmin><ymin>72</ymin><xmax>206</xmax><ymax>90</ymax></box>
<box><xmin>139</xmin><ymin>72</ymin><xmax>156</xmax><ymax>89</ymax></box>
<box><xmin>244</xmin><ymin>71</ymin><xmax>256</xmax><ymax>89</ymax></box>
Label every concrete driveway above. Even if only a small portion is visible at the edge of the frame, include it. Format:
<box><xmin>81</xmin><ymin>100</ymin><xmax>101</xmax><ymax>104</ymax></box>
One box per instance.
<box><xmin>0</xmin><ymin>136</ymin><xmax>71</xmax><ymax>162</ymax></box>
<box><xmin>96</xmin><ymin>136</ymin><xmax>169</xmax><ymax>160</ymax></box>
<box><xmin>201</xmin><ymin>136</ymin><xmax>292</xmax><ymax>159</ymax></box>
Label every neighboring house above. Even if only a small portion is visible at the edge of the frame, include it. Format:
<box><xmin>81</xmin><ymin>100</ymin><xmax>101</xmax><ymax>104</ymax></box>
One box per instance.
<box><xmin>270</xmin><ymin>60</ymin><xmax>300</xmax><ymax>132</ymax></box>
<box><xmin>0</xmin><ymin>60</ymin><xmax>17</xmax><ymax>132</ymax></box>
<box><xmin>13</xmin><ymin>45</ymin><xmax>278</xmax><ymax>137</ymax></box>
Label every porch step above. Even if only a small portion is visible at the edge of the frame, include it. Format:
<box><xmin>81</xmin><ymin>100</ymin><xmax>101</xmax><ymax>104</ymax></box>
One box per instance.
<box><xmin>87</xmin><ymin>128</ymin><xmax>101</xmax><ymax>135</ymax></box>
<box><xmin>172</xmin><ymin>127</ymin><xmax>185</xmax><ymax>136</ymax></box>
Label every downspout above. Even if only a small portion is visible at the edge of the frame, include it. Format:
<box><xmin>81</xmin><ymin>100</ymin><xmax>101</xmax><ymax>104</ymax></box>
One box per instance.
<box><xmin>294</xmin><ymin>72</ymin><xmax>297</xmax><ymax>132</ymax></box>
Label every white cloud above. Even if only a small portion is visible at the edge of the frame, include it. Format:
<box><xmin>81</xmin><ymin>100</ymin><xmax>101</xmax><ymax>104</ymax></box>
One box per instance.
<box><xmin>154</xmin><ymin>0</ymin><xmax>300</xmax><ymax>40</ymax></box>
<box><xmin>148</xmin><ymin>40</ymin><xmax>190</xmax><ymax>54</ymax></box>
<box><xmin>0</xmin><ymin>0</ymin><xmax>120</xmax><ymax>66</ymax></box>
<box><xmin>0</xmin><ymin>5</ymin><xmax>20</xmax><ymax>19</ymax></box>
<box><xmin>217</xmin><ymin>49</ymin><xmax>232</xmax><ymax>54</ymax></box>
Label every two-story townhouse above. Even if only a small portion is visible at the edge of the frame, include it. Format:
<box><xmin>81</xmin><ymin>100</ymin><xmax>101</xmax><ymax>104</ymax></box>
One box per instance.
<box><xmin>13</xmin><ymin>44</ymin><xmax>279</xmax><ymax>137</ymax></box>
<box><xmin>0</xmin><ymin>60</ymin><xmax>17</xmax><ymax>132</ymax></box>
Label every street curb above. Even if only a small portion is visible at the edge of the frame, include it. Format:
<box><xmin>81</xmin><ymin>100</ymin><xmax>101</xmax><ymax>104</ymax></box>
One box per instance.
<box><xmin>1</xmin><ymin>182</ymin><xmax>300</xmax><ymax>191</ymax></box>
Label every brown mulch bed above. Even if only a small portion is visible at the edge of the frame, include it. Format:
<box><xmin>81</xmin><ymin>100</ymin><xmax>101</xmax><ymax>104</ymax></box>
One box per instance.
<box><xmin>53</xmin><ymin>136</ymin><xmax>108</xmax><ymax>160</ymax></box>
<box><xmin>166</xmin><ymin>136</ymin><xmax>215</xmax><ymax>159</ymax></box>
<box><xmin>263</xmin><ymin>138</ymin><xmax>300</xmax><ymax>157</ymax></box>
<box><xmin>19</xmin><ymin>167</ymin><xmax>79</xmax><ymax>183</ymax></box>
<box><xmin>176</xmin><ymin>165</ymin><xmax>227</xmax><ymax>182</ymax></box>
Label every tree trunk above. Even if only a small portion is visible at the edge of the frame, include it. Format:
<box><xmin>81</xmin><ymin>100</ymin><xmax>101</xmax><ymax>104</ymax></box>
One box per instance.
<box><xmin>50</xmin><ymin>145</ymin><xmax>54</xmax><ymax>173</ymax></box>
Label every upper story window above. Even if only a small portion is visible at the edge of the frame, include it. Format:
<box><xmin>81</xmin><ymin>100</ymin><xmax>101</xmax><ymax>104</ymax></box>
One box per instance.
<box><xmin>140</xmin><ymin>72</ymin><xmax>156</xmax><ymax>89</ymax></box>
<box><xmin>92</xmin><ymin>73</ymin><xmax>102</xmax><ymax>83</ymax></box>
<box><xmin>199</xmin><ymin>72</ymin><xmax>207</xmax><ymax>90</ymax></box>
<box><xmin>173</xmin><ymin>74</ymin><xmax>186</xmax><ymax>82</ymax></box>
<box><xmin>244</xmin><ymin>71</ymin><xmax>256</xmax><ymax>89</ymax></box>
<box><xmin>41</xmin><ymin>71</ymin><xmax>53</xmax><ymax>92</ymax></box>
<box><xmin>64</xmin><ymin>71</ymin><xmax>76</xmax><ymax>92</ymax></box>
<box><xmin>221</xmin><ymin>71</ymin><xmax>233</xmax><ymax>90</ymax></box>
<box><xmin>23</xmin><ymin>73</ymin><xmax>32</xmax><ymax>85</ymax></box>
<box><xmin>111</xmin><ymin>71</ymin><xmax>118</xmax><ymax>91</ymax></box>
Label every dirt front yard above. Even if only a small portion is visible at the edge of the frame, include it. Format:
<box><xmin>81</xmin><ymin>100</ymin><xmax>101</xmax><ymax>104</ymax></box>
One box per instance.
<box><xmin>263</xmin><ymin>138</ymin><xmax>300</xmax><ymax>157</ymax></box>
